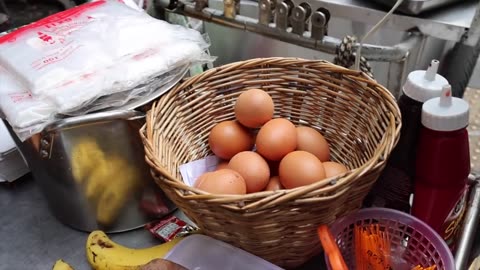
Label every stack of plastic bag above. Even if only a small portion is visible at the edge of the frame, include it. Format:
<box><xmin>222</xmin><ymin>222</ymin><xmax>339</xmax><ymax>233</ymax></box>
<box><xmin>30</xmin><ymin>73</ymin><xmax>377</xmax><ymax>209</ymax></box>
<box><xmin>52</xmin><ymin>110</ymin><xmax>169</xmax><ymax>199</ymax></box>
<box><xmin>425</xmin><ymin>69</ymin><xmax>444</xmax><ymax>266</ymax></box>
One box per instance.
<box><xmin>0</xmin><ymin>0</ymin><xmax>212</xmax><ymax>141</ymax></box>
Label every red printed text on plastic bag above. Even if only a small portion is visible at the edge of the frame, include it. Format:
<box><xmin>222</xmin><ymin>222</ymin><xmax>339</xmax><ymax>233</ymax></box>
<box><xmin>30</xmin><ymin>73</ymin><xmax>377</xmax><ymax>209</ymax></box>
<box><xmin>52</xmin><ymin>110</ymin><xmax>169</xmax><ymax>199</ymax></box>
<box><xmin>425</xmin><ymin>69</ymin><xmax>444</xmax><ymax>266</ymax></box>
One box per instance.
<box><xmin>0</xmin><ymin>0</ymin><xmax>106</xmax><ymax>44</ymax></box>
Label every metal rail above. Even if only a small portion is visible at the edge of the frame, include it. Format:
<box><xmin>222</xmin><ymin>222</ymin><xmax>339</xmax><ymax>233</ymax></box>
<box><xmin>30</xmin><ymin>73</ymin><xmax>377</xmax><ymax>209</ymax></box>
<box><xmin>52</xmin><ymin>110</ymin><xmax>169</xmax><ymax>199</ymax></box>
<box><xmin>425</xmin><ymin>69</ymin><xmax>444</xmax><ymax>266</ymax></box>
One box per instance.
<box><xmin>165</xmin><ymin>0</ymin><xmax>412</xmax><ymax>63</ymax></box>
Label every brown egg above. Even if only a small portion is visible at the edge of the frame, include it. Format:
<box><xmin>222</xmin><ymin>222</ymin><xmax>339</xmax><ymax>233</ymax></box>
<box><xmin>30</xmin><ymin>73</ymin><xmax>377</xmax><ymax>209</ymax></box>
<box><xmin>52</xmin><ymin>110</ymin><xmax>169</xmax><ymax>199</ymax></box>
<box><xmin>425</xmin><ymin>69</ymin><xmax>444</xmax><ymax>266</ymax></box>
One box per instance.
<box><xmin>195</xmin><ymin>169</ymin><xmax>247</xmax><ymax>195</ymax></box>
<box><xmin>234</xmin><ymin>89</ymin><xmax>274</xmax><ymax>128</ymax></box>
<box><xmin>323</xmin><ymin>161</ymin><xmax>348</xmax><ymax>178</ymax></box>
<box><xmin>296</xmin><ymin>126</ymin><xmax>330</xmax><ymax>162</ymax></box>
<box><xmin>228</xmin><ymin>151</ymin><xmax>270</xmax><ymax>193</ymax></box>
<box><xmin>256</xmin><ymin>118</ymin><xmax>297</xmax><ymax>161</ymax></box>
<box><xmin>194</xmin><ymin>172</ymin><xmax>212</xmax><ymax>188</ymax></box>
<box><xmin>265</xmin><ymin>176</ymin><xmax>283</xmax><ymax>191</ymax></box>
<box><xmin>216</xmin><ymin>161</ymin><xmax>230</xmax><ymax>171</ymax></box>
<box><xmin>208</xmin><ymin>120</ymin><xmax>254</xmax><ymax>159</ymax></box>
<box><xmin>279</xmin><ymin>151</ymin><xmax>326</xmax><ymax>189</ymax></box>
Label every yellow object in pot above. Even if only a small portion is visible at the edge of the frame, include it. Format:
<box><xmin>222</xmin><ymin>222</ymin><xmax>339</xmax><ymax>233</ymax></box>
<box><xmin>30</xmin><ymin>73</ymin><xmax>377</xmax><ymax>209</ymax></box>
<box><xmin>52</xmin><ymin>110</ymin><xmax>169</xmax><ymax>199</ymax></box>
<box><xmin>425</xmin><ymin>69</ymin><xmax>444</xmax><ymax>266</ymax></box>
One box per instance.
<box><xmin>70</xmin><ymin>138</ymin><xmax>142</xmax><ymax>227</ymax></box>
<box><xmin>95</xmin><ymin>158</ymin><xmax>139</xmax><ymax>226</ymax></box>
<box><xmin>71</xmin><ymin>139</ymin><xmax>106</xmax><ymax>183</ymax></box>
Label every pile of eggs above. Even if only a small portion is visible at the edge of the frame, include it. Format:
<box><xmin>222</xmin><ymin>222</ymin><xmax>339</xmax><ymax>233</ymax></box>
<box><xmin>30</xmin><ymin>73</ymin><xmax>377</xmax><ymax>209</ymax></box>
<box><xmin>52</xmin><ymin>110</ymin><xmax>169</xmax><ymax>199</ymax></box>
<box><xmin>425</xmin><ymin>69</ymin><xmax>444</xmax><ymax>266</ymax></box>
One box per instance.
<box><xmin>194</xmin><ymin>89</ymin><xmax>348</xmax><ymax>195</ymax></box>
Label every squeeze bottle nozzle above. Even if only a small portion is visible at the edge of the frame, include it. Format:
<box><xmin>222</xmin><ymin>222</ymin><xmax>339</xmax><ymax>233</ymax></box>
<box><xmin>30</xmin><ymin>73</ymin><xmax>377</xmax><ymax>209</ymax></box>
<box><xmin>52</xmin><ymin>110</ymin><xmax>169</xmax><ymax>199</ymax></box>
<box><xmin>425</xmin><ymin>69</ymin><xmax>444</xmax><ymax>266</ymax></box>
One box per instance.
<box><xmin>425</xmin><ymin>59</ymin><xmax>440</xmax><ymax>81</ymax></box>
<box><xmin>403</xmin><ymin>59</ymin><xmax>447</xmax><ymax>102</ymax></box>
<box><xmin>439</xmin><ymin>85</ymin><xmax>452</xmax><ymax>107</ymax></box>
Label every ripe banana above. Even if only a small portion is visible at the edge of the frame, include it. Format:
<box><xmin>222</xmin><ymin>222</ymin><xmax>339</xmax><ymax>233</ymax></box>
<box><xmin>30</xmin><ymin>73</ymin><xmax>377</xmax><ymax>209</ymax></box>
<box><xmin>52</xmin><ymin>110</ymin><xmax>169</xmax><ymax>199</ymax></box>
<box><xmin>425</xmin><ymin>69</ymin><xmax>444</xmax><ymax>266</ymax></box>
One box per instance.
<box><xmin>86</xmin><ymin>230</ymin><xmax>184</xmax><ymax>270</ymax></box>
<box><xmin>52</xmin><ymin>260</ymin><xmax>75</xmax><ymax>270</ymax></box>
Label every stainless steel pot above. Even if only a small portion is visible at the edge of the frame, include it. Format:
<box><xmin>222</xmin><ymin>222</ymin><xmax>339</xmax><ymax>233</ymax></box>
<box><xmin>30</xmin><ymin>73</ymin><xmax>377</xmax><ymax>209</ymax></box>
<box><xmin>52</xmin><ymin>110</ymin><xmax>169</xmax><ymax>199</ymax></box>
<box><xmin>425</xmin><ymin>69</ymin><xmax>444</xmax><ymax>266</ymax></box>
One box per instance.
<box><xmin>6</xmin><ymin>110</ymin><xmax>175</xmax><ymax>232</ymax></box>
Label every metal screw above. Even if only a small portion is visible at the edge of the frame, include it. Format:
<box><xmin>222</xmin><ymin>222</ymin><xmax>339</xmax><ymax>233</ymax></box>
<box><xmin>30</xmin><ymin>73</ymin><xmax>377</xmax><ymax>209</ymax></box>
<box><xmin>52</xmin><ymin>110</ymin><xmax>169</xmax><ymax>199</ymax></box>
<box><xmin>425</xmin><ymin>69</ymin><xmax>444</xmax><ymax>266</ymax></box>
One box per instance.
<box><xmin>261</xmin><ymin>3</ymin><xmax>266</xmax><ymax>9</ymax></box>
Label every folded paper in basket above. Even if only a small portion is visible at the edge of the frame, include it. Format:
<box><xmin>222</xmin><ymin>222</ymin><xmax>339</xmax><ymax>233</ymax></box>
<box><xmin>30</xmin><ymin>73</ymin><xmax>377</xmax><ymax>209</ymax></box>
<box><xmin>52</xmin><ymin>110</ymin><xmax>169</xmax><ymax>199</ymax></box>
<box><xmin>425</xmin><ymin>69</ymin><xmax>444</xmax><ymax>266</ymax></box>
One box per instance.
<box><xmin>0</xmin><ymin>0</ymin><xmax>213</xmax><ymax>141</ymax></box>
<box><xmin>179</xmin><ymin>155</ymin><xmax>222</xmax><ymax>187</ymax></box>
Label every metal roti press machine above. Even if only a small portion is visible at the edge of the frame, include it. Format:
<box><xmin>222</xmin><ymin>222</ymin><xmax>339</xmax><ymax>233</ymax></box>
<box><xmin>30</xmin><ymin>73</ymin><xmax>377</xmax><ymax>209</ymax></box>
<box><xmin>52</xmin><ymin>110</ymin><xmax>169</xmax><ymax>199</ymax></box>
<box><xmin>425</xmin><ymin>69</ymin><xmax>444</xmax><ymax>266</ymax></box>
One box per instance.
<box><xmin>155</xmin><ymin>0</ymin><xmax>480</xmax><ymax>100</ymax></box>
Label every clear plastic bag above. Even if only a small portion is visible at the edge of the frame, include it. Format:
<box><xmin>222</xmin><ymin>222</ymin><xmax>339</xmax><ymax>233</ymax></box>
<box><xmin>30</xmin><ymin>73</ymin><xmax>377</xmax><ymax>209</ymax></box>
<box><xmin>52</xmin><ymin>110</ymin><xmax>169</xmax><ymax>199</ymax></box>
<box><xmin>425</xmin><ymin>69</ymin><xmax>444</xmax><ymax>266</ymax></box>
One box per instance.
<box><xmin>0</xmin><ymin>0</ymin><xmax>214</xmax><ymax>141</ymax></box>
<box><xmin>65</xmin><ymin>64</ymin><xmax>190</xmax><ymax>115</ymax></box>
<box><xmin>0</xmin><ymin>67</ymin><xmax>56</xmax><ymax>132</ymax></box>
<box><xmin>0</xmin><ymin>0</ymin><xmax>210</xmax><ymax>96</ymax></box>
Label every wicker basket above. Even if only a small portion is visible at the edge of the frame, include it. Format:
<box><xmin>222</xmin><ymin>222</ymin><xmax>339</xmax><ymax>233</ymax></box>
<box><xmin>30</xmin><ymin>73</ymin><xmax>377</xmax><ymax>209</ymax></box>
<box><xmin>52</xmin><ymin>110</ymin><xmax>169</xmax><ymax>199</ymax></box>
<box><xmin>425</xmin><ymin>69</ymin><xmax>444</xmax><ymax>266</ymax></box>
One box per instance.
<box><xmin>141</xmin><ymin>57</ymin><xmax>401</xmax><ymax>269</ymax></box>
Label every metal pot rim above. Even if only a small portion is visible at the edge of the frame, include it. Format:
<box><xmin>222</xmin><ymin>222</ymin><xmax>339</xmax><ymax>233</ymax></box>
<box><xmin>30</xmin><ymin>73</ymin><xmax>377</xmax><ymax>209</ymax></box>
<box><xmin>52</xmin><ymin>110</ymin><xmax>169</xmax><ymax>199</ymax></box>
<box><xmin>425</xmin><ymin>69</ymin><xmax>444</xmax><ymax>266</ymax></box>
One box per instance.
<box><xmin>44</xmin><ymin>110</ymin><xmax>145</xmax><ymax>132</ymax></box>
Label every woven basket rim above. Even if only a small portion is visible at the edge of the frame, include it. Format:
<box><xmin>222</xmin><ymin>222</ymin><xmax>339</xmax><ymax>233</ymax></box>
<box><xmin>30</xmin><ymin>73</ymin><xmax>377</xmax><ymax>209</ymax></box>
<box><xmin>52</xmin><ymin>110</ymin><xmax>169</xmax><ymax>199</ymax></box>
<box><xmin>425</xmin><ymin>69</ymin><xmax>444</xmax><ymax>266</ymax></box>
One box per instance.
<box><xmin>141</xmin><ymin>57</ymin><xmax>401</xmax><ymax>207</ymax></box>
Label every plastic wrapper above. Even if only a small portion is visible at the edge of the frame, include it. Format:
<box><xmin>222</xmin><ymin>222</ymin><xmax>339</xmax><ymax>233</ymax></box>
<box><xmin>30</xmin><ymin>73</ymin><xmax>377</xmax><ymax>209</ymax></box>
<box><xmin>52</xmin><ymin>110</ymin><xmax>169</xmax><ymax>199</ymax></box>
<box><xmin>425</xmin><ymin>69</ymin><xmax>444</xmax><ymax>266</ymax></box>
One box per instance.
<box><xmin>0</xmin><ymin>67</ymin><xmax>56</xmax><ymax>132</ymax></box>
<box><xmin>66</xmin><ymin>64</ymin><xmax>190</xmax><ymax>115</ymax></box>
<box><xmin>0</xmin><ymin>0</ymin><xmax>214</xmax><ymax>141</ymax></box>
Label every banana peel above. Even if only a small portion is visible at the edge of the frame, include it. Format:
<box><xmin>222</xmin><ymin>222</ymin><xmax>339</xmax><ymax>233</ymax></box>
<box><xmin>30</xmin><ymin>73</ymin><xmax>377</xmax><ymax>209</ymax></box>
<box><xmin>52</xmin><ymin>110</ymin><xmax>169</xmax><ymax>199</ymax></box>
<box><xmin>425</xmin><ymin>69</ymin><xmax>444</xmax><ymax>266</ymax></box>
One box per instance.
<box><xmin>86</xmin><ymin>230</ymin><xmax>184</xmax><ymax>270</ymax></box>
<box><xmin>52</xmin><ymin>260</ymin><xmax>75</xmax><ymax>270</ymax></box>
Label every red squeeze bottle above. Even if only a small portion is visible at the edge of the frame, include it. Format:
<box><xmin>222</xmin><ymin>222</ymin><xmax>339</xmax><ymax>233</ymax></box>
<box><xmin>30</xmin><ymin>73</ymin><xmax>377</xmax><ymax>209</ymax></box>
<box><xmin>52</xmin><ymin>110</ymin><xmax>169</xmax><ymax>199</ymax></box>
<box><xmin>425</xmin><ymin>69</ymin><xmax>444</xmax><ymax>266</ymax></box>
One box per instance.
<box><xmin>411</xmin><ymin>85</ymin><xmax>470</xmax><ymax>252</ymax></box>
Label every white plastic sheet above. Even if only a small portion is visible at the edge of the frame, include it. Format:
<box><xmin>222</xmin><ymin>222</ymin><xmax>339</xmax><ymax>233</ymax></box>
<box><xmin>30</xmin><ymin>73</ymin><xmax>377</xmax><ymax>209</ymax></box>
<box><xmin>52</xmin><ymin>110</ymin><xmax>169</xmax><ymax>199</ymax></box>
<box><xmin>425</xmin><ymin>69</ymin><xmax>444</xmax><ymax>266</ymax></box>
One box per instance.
<box><xmin>0</xmin><ymin>67</ymin><xmax>56</xmax><ymax>132</ymax></box>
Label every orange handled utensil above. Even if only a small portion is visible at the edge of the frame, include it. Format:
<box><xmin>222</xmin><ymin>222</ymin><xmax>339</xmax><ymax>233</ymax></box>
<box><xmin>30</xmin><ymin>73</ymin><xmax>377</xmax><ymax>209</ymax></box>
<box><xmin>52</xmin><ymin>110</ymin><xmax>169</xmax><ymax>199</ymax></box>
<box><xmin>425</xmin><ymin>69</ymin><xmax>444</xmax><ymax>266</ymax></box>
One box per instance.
<box><xmin>318</xmin><ymin>225</ymin><xmax>349</xmax><ymax>270</ymax></box>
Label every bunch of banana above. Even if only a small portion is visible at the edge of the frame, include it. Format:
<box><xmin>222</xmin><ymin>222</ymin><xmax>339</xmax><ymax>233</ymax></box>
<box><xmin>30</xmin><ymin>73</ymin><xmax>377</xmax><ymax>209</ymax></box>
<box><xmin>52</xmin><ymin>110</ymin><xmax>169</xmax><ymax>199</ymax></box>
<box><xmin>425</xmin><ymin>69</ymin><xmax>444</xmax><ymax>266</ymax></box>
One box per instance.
<box><xmin>52</xmin><ymin>260</ymin><xmax>75</xmax><ymax>270</ymax></box>
<box><xmin>70</xmin><ymin>139</ymin><xmax>143</xmax><ymax>226</ymax></box>
<box><xmin>86</xmin><ymin>230</ymin><xmax>184</xmax><ymax>270</ymax></box>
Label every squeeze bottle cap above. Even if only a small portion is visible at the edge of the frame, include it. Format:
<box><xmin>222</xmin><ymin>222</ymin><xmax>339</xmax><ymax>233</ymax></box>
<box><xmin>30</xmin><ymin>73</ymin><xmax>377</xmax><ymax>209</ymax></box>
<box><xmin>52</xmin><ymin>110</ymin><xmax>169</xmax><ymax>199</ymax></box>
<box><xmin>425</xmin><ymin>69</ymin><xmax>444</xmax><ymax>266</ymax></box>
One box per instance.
<box><xmin>403</xmin><ymin>59</ymin><xmax>449</xmax><ymax>102</ymax></box>
<box><xmin>421</xmin><ymin>85</ymin><xmax>469</xmax><ymax>131</ymax></box>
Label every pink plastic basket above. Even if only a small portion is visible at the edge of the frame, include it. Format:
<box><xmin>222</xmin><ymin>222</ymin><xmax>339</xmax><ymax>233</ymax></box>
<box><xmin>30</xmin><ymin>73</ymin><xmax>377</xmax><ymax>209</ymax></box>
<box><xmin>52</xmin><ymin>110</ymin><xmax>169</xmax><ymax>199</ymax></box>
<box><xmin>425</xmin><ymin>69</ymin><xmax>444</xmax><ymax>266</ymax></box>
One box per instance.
<box><xmin>326</xmin><ymin>208</ymin><xmax>455</xmax><ymax>270</ymax></box>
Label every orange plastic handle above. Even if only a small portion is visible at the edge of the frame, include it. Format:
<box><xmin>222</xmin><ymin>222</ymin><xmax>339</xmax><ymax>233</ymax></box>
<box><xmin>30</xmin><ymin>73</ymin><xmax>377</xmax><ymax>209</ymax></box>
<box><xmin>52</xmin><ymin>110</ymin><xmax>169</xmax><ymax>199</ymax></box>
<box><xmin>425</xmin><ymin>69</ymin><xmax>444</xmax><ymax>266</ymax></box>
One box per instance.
<box><xmin>318</xmin><ymin>225</ymin><xmax>349</xmax><ymax>270</ymax></box>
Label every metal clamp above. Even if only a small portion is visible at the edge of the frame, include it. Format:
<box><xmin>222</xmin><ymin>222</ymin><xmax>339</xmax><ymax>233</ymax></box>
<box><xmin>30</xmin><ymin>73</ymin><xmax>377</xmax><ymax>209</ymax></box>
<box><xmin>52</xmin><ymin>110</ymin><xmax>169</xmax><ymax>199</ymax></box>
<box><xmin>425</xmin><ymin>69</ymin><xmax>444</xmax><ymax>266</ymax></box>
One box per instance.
<box><xmin>224</xmin><ymin>0</ymin><xmax>240</xmax><ymax>19</ymax></box>
<box><xmin>275</xmin><ymin>1</ymin><xmax>291</xmax><ymax>31</ymax></box>
<box><xmin>290</xmin><ymin>3</ymin><xmax>311</xmax><ymax>35</ymax></box>
<box><xmin>259</xmin><ymin>0</ymin><xmax>275</xmax><ymax>25</ymax></box>
<box><xmin>311</xmin><ymin>10</ymin><xmax>327</xmax><ymax>40</ymax></box>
